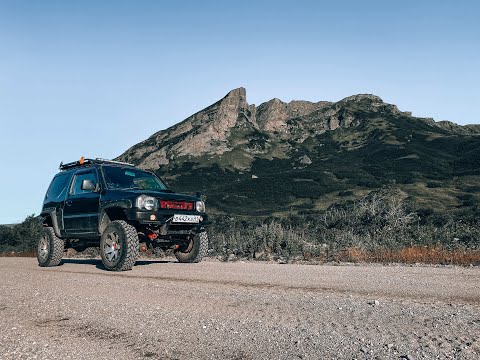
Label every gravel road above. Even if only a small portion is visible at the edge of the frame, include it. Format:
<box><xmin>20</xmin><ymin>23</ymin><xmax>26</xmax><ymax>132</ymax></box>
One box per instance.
<box><xmin>0</xmin><ymin>258</ymin><xmax>479</xmax><ymax>360</ymax></box>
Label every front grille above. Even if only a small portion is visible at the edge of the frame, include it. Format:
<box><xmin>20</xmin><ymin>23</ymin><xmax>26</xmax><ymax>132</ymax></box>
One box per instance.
<box><xmin>160</xmin><ymin>200</ymin><xmax>194</xmax><ymax>211</ymax></box>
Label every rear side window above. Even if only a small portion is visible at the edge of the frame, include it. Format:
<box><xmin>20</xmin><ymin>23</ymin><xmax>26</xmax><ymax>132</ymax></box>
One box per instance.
<box><xmin>71</xmin><ymin>171</ymin><xmax>97</xmax><ymax>195</ymax></box>
<box><xmin>46</xmin><ymin>174</ymin><xmax>71</xmax><ymax>200</ymax></box>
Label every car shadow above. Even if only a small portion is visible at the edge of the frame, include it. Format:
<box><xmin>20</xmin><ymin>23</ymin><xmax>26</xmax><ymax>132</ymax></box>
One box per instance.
<box><xmin>60</xmin><ymin>258</ymin><xmax>175</xmax><ymax>270</ymax></box>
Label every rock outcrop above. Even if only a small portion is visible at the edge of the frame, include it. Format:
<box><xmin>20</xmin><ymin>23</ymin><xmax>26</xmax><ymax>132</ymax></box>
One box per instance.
<box><xmin>256</xmin><ymin>98</ymin><xmax>330</xmax><ymax>132</ymax></box>
<box><xmin>119</xmin><ymin>87</ymin><xmax>256</xmax><ymax>169</ymax></box>
<box><xmin>434</xmin><ymin>120</ymin><xmax>480</xmax><ymax>135</ymax></box>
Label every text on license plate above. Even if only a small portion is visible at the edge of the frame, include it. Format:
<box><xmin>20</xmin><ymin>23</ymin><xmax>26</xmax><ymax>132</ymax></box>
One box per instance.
<box><xmin>172</xmin><ymin>214</ymin><xmax>200</xmax><ymax>223</ymax></box>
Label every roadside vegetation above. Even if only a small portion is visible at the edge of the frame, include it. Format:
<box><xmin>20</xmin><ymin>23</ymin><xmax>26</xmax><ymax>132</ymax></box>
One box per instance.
<box><xmin>1</xmin><ymin>187</ymin><xmax>479</xmax><ymax>265</ymax></box>
<box><xmin>0</xmin><ymin>215</ymin><xmax>42</xmax><ymax>256</ymax></box>
<box><xmin>207</xmin><ymin>186</ymin><xmax>480</xmax><ymax>265</ymax></box>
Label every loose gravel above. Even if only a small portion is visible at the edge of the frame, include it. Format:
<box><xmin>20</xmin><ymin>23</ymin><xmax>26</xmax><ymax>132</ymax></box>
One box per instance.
<box><xmin>0</xmin><ymin>258</ymin><xmax>479</xmax><ymax>359</ymax></box>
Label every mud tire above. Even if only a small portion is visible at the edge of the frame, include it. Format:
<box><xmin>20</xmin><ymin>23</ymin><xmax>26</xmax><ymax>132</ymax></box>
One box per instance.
<box><xmin>37</xmin><ymin>227</ymin><xmax>64</xmax><ymax>267</ymax></box>
<box><xmin>175</xmin><ymin>231</ymin><xmax>208</xmax><ymax>263</ymax></box>
<box><xmin>100</xmin><ymin>220</ymin><xmax>139</xmax><ymax>271</ymax></box>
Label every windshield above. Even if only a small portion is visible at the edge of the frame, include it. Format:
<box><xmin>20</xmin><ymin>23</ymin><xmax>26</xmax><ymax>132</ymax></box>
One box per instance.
<box><xmin>102</xmin><ymin>166</ymin><xmax>168</xmax><ymax>191</ymax></box>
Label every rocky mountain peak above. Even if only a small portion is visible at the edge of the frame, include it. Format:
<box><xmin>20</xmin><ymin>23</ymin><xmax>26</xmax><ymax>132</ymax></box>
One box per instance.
<box><xmin>256</xmin><ymin>98</ymin><xmax>288</xmax><ymax>131</ymax></box>
<box><xmin>117</xmin><ymin>89</ymin><xmax>400</xmax><ymax>168</ymax></box>
<box><xmin>118</xmin><ymin>87</ymin><xmax>256</xmax><ymax>169</ymax></box>
<box><xmin>256</xmin><ymin>98</ymin><xmax>331</xmax><ymax>132</ymax></box>
<box><xmin>339</xmin><ymin>94</ymin><xmax>384</xmax><ymax>104</ymax></box>
<box><xmin>222</xmin><ymin>87</ymin><xmax>248</xmax><ymax>109</ymax></box>
<box><xmin>117</xmin><ymin>88</ymin><xmax>478</xmax><ymax>171</ymax></box>
<box><xmin>336</xmin><ymin>93</ymin><xmax>402</xmax><ymax>116</ymax></box>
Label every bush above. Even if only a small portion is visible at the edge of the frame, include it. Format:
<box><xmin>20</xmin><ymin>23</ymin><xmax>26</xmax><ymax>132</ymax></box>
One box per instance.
<box><xmin>0</xmin><ymin>215</ymin><xmax>43</xmax><ymax>254</ymax></box>
<box><xmin>208</xmin><ymin>186</ymin><xmax>480</xmax><ymax>264</ymax></box>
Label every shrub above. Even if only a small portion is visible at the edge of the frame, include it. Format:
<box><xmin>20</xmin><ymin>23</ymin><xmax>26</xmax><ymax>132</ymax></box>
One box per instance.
<box><xmin>208</xmin><ymin>186</ymin><xmax>480</xmax><ymax>264</ymax></box>
<box><xmin>0</xmin><ymin>215</ymin><xmax>43</xmax><ymax>254</ymax></box>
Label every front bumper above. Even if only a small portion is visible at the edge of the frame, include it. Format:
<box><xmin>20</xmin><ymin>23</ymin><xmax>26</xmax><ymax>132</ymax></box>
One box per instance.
<box><xmin>124</xmin><ymin>209</ymin><xmax>210</xmax><ymax>227</ymax></box>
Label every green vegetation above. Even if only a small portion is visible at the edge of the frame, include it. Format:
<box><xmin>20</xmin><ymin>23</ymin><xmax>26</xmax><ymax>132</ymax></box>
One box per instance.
<box><xmin>207</xmin><ymin>186</ymin><xmax>480</xmax><ymax>264</ymax></box>
<box><xmin>153</xmin><ymin>107</ymin><xmax>480</xmax><ymax>220</ymax></box>
<box><xmin>0</xmin><ymin>215</ymin><xmax>43</xmax><ymax>254</ymax></box>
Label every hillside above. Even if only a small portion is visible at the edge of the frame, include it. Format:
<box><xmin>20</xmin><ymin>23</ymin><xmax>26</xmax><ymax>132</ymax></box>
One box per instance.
<box><xmin>117</xmin><ymin>88</ymin><xmax>480</xmax><ymax>217</ymax></box>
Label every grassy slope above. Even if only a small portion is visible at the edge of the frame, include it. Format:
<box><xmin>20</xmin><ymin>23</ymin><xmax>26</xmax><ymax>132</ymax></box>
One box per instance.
<box><xmin>154</xmin><ymin>107</ymin><xmax>480</xmax><ymax>218</ymax></box>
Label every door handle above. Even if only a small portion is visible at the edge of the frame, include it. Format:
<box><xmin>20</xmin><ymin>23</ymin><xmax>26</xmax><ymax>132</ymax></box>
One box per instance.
<box><xmin>66</xmin><ymin>200</ymin><xmax>73</xmax><ymax>206</ymax></box>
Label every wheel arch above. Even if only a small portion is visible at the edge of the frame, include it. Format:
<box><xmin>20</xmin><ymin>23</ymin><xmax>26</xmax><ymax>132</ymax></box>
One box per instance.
<box><xmin>40</xmin><ymin>210</ymin><xmax>62</xmax><ymax>238</ymax></box>
<box><xmin>99</xmin><ymin>203</ymin><xmax>130</xmax><ymax>235</ymax></box>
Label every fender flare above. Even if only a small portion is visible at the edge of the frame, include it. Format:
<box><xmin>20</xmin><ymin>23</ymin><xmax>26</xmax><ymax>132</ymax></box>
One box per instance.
<box><xmin>40</xmin><ymin>209</ymin><xmax>62</xmax><ymax>238</ymax></box>
<box><xmin>98</xmin><ymin>200</ymin><xmax>132</xmax><ymax>234</ymax></box>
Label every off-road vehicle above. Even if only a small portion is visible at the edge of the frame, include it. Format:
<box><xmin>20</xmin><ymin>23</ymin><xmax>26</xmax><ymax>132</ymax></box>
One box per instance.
<box><xmin>38</xmin><ymin>157</ymin><xmax>209</xmax><ymax>271</ymax></box>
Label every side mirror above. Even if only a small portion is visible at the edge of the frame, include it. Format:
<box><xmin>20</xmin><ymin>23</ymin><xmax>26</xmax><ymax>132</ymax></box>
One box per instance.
<box><xmin>81</xmin><ymin>179</ymin><xmax>96</xmax><ymax>191</ymax></box>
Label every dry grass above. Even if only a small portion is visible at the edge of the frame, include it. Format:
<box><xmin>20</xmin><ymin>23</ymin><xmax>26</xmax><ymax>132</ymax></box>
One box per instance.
<box><xmin>336</xmin><ymin>246</ymin><xmax>480</xmax><ymax>266</ymax></box>
<box><xmin>3</xmin><ymin>246</ymin><xmax>480</xmax><ymax>267</ymax></box>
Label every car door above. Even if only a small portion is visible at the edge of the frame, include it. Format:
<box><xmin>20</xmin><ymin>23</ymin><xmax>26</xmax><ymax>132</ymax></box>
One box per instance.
<box><xmin>63</xmin><ymin>169</ymin><xmax>100</xmax><ymax>234</ymax></box>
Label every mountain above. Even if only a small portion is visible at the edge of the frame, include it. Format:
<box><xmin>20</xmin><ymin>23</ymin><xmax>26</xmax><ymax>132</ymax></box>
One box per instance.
<box><xmin>117</xmin><ymin>88</ymin><xmax>480</xmax><ymax>217</ymax></box>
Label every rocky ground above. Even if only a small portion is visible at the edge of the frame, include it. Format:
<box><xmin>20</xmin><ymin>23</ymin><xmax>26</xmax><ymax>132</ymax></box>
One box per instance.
<box><xmin>0</xmin><ymin>258</ymin><xmax>479</xmax><ymax>359</ymax></box>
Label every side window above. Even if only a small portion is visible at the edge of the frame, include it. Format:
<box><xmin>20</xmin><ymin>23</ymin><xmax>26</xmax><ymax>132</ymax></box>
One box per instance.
<box><xmin>71</xmin><ymin>171</ymin><xmax>97</xmax><ymax>195</ymax></box>
<box><xmin>46</xmin><ymin>174</ymin><xmax>71</xmax><ymax>200</ymax></box>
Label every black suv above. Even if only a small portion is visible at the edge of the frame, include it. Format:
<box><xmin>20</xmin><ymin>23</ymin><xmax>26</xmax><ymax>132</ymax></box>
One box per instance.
<box><xmin>38</xmin><ymin>158</ymin><xmax>209</xmax><ymax>271</ymax></box>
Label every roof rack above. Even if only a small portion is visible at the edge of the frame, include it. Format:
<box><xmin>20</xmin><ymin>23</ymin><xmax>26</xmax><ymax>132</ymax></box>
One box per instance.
<box><xmin>59</xmin><ymin>157</ymin><xmax>135</xmax><ymax>171</ymax></box>
<box><xmin>95</xmin><ymin>158</ymin><xmax>135</xmax><ymax>167</ymax></box>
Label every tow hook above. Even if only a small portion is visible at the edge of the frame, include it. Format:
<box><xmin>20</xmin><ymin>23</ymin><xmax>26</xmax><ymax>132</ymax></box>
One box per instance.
<box><xmin>147</xmin><ymin>232</ymin><xmax>158</xmax><ymax>240</ymax></box>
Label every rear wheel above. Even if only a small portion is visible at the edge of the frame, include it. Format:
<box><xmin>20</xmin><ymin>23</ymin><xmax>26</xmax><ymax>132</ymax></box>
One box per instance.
<box><xmin>175</xmin><ymin>232</ymin><xmax>208</xmax><ymax>263</ymax></box>
<box><xmin>37</xmin><ymin>227</ymin><xmax>64</xmax><ymax>267</ymax></box>
<box><xmin>100</xmin><ymin>220</ymin><xmax>139</xmax><ymax>271</ymax></box>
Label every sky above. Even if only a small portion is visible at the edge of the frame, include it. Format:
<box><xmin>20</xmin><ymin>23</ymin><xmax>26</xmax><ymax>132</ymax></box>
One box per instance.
<box><xmin>0</xmin><ymin>0</ymin><xmax>479</xmax><ymax>224</ymax></box>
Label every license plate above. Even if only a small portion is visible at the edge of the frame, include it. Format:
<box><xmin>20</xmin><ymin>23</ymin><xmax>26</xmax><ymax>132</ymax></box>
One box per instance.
<box><xmin>172</xmin><ymin>214</ymin><xmax>200</xmax><ymax>223</ymax></box>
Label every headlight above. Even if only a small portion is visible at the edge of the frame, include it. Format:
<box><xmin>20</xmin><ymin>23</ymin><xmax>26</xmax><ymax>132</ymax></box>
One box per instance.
<box><xmin>196</xmin><ymin>201</ymin><xmax>205</xmax><ymax>213</ymax></box>
<box><xmin>136</xmin><ymin>195</ymin><xmax>158</xmax><ymax>211</ymax></box>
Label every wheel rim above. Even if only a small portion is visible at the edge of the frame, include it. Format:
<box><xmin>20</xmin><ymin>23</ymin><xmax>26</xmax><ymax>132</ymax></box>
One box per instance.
<box><xmin>38</xmin><ymin>235</ymin><xmax>49</xmax><ymax>261</ymax></box>
<box><xmin>103</xmin><ymin>231</ymin><xmax>122</xmax><ymax>265</ymax></box>
<box><xmin>177</xmin><ymin>236</ymin><xmax>194</xmax><ymax>254</ymax></box>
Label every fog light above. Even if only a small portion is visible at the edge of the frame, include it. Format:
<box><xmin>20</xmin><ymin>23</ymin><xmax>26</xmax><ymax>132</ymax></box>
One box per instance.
<box><xmin>150</xmin><ymin>214</ymin><xmax>156</xmax><ymax>221</ymax></box>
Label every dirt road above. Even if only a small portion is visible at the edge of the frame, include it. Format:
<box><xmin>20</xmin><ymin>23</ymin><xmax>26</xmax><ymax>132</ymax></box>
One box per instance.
<box><xmin>0</xmin><ymin>258</ymin><xmax>479</xmax><ymax>359</ymax></box>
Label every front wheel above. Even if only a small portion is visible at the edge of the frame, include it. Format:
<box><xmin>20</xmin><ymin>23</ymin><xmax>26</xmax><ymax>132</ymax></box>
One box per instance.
<box><xmin>175</xmin><ymin>232</ymin><xmax>208</xmax><ymax>263</ymax></box>
<box><xmin>100</xmin><ymin>220</ymin><xmax>139</xmax><ymax>271</ymax></box>
<box><xmin>37</xmin><ymin>227</ymin><xmax>64</xmax><ymax>267</ymax></box>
